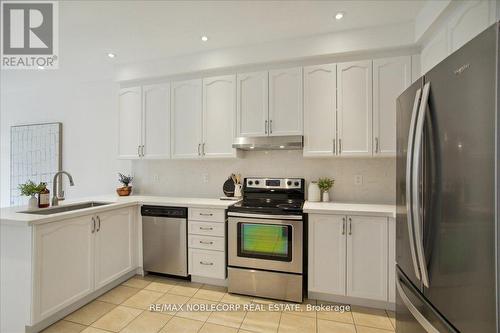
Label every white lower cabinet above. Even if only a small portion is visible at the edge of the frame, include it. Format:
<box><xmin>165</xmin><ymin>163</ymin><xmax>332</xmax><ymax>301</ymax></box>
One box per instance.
<box><xmin>32</xmin><ymin>207</ymin><xmax>137</xmax><ymax>323</ymax></box>
<box><xmin>308</xmin><ymin>213</ymin><xmax>391</xmax><ymax>303</ymax></box>
<box><xmin>188</xmin><ymin>208</ymin><xmax>226</xmax><ymax>280</ymax></box>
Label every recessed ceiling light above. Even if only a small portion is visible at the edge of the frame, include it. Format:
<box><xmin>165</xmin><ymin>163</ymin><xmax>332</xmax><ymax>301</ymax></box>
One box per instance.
<box><xmin>279</xmin><ymin>145</ymin><xmax>285</xmax><ymax>149</ymax></box>
<box><xmin>107</xmin><ymin>52</ymin><xmax>116</xmax><ymax>59</ymax></box>
<box><xmin>38</xmin><ymin>66</ymin><xmax>44</xmax><ymax>70</ymax></box>
<box><xmin>335</xmin><ymin>12</ymin><xmax>344</xmax><ymax>20</ymax></box>
<box><xmin>201</xmin><ymin>35</ymin><xmax>209</xmax><ymax>42</ymax></box>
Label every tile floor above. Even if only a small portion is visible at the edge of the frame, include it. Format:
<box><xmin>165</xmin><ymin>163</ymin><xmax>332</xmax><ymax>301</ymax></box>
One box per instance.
<box><xmin>42</xmin><ymin>275</ymin><xmax>396</xmax><ymax>333</ymax></box>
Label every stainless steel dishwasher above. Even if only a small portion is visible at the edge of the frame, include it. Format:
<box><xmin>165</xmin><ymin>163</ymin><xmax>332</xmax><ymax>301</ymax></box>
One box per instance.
<box><xmin>142</xmin><ymin>205</ymin><xmax>188</xmax><ymax>277</ymax></box>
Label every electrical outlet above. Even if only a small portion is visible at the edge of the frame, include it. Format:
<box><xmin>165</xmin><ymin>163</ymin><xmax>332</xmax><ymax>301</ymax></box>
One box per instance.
<box><xmin>354</xmin><ymin>175</ymin><xmax>363</xmax><ymax>185</ymax></box>
<box><xmin>202</xmin><ymin>173</ymin><xmax>209</xmax><ymax>183</ymax></box>
<box><xmin>152</xmin><ymin>174</ymin><xmax>160</xmax><ymax>182</ymax></box>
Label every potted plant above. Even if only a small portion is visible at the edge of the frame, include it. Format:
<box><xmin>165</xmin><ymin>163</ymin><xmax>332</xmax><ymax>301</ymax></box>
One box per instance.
<box><xmin>318</xmin><ymin>177</ymin><xmax>334</xmax><ymax>202</ymax></box>
<box><xmin>18</xmin><ymin>180</ymin><xmax>44</xmax><ymax>209</ymax></box>
<box><xmin>117</xmin><ymin>173</ymin><xmax>133</xmax><ymax>196</ymax></box>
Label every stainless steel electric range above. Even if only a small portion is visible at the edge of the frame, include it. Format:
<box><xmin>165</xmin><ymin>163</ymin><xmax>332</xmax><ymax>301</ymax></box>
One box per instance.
<box><xmin>227</xmin><ymin>177</ymin><xmax>305</xmax><ymax>302</ymax></box>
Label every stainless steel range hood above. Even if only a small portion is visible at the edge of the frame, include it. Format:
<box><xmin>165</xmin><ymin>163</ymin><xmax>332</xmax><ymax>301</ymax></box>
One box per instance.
<box><xmin>232</xmin><ymin>136</ymin><xmax>303</xmax><ymax>151</ymax></box>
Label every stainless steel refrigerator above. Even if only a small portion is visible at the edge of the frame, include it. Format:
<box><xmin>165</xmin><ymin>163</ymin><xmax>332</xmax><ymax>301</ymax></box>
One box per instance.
<box><xmin>396</xmin><ymin>23</ymin><xmax>499</xmax><ymax>332</ymax></box>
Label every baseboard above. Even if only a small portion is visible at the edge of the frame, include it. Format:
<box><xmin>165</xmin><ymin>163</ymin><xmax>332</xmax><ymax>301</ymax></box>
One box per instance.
<box><xmin>26</xmin><ymin>270</ymin><xmax>136</xmax><ymax>333</ymax></box>
<box><xmin>191</xmin><ymin>275</ymin><xmax>227</xmax><ymax>287</ymax></box>
<box><xmin>308</xmin><ymin>291</ymin><xmax>395</xmax><ymax>311</ymax></box>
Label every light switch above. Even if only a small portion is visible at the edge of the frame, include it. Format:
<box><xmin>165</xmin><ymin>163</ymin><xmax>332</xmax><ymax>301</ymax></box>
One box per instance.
<box><xmin>354</xmin><ymin>175</ymin><xmax>363</xmax><ymax>185</ymax></box>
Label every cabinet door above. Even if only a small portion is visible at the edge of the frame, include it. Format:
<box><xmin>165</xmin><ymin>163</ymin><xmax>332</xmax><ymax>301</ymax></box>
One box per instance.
<box><xmin>337</xmin><ymin>61</ymin><xmax>373</xmax><ymax>157</ymax></box>
<box><xmin>388</xmin><ymin>217</ymin><xmax>396</xmax><ymax>303</ymax></box>
<box><xmin>171</xmin><ymin>79</ymin><xmax>203</xmax><ymax>159</ymax></box>
<box><xmin>268</xmin><ymin>67</ymin><xmax>303</xmax><ymax>136</ymax></box>
<box><xmin>202</xmin><ymin>75</ymin><xmax>237</xmax><ymax>158</ymax></box>
<box><xmin>373</xmin><ymin>57</ymin><xmax>411</xmax><ymax>156</ymax></box>
<box><xmin>236</xmin><ymin>71</ymin><xmax>268</xmax><ymax>137</ymax></box>
<box><xmin>346</xmin><ymin>215</ymin><xmax>388</xmax><ymax>301</ymax></box>
<box><xmin>94</xmin><ymin>208</ymin><xmax>134</xmax><ymax>289</ymax></box>
<box><xmin>308</xmin><ymin>214</ymin><xmax>346</xmax><ymax>295</ymax></box>
<box><xmin>143</xmin><ymin>83</ymin><xmax>171</xmax><ymax>159</ymax></box>
<box><xmin>303</xmin><ymin>64</ymin><xmax>337</xmax><ymax>157</ymax></box>
<box><xmin>33</xmin><ymin>215</ymin><xmax>94</xmax><ymax>322</ymax></box>
<box><xmin>118</xmin><ymin>87</ymin><xmax>142</xmax><ymax>159</ymax></box>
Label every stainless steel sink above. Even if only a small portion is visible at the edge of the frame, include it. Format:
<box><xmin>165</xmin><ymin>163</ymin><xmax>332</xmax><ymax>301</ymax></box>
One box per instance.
<box><xmin>20</xmin><ymin>201</ymin><xmax>112</xmax><ymax>215</ymax></box>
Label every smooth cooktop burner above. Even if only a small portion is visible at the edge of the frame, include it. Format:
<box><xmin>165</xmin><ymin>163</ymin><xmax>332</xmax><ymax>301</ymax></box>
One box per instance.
<box><xmin>229</xmin><ymin>199</ymin><xmax>304</xmax><ymax>215</ymax></box>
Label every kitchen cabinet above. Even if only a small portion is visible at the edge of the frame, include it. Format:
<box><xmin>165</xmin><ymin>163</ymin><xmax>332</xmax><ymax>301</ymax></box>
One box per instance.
<box><xmin>171</xmin><ymin>79</ymin><xmax>203</xmax><ymax>159</ymax></box>
<box><xmin>202</xmin><ymin>75</ymin><xmax>237</xmax><ymax>158</ymax></box>
<box><xmin>94</xmin><ymin>208</ymin><xmax>135</xmax><ymax>289</ymax></box>
<box><xmin>337</xmin><ymin>60</ymin><xmax>373</xmax><ymax>157</ymax></box>
<box><xmin>308</xmin><ymin>214</ymin><xmax>345</xmax><ymax>295</ymax></box>
<box><xmin>236</xmin><ymin>71</ymin><xmax>268</xmax><ymax>137</ymax></box>
<box><xmin>388</xmin><ymin>217</ymin><xmax>396</xmax><ymax>303</ymax></box>
<box><xmin>346</xmin><ymin>215</ymin><xmax>388</xmax><ymax>301</ymax></box>
<box><xmin>268</xmin><ymin>67</ymin><xmax>303</xmax><ymax>136</ymax></box>
<box><xmin>373</xmin><ymin>57</ymin><xmax>411</xmax><ymax>156</ymax></box>
<box><xmin>118</xmin><ymin>84</ymin><xmax>170</xmax><ymax>159</ymax></box>
<box><xmin>118</xmin><ymin>87</ymin><xmax>142</xmax><ymax>159</ymax></box>
<box><xmin>303</xmin><ymin>64</ymin><xmax>337</xmax><ymax>157</ymax></box>
<box><xmin>32</xmin><ymin>207</ymin><xmax>136</xmax><ymax>323</ymax></box>
<box><xmin>308</xmin><ymin>213</ymin><xmax>390</xmax><ymax>303</ymax></box>
<box><xmin>33</xmin><ymin>215</ymin><xmax>95</xmax><ymax>321</ymax></box>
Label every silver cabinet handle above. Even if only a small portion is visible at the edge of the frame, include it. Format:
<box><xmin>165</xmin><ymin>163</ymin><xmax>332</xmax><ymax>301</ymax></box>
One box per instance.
<box><xmin>270</xmin><ymin>120</ymin><xmax>273</xmax><ymax>134</ymax></box>
<box><xmin>412</xmin><ymin>82</ymin><xmax>431</xmax><ymax>288</ymax></box>
<box><xmin>199</xmin><ymin>261</ymin><xmax>214</xmax><ymax>266</ymax></box>
<box><xmin>200</xmin><ymin>213</ymin><xmax>213</xmax><ymax>216</ymax></box>
<box><xmin>96</xmin><ymin>215</ymin><xmax>101</xmax><ymax>232</ymax></box>
<box><xmin>265</xmin><ymin>120</ymin><xmax>268</xmax><ymax>134</ymax></box>
<box><xmin>199</xmin><ymin>227</ymin><xmax>213</xmax><ymax>231</ymax></box>
<box><xmin>339</xmin><ymin>139</ymin><xmax>342</xmax><ymax>154</ymax></box>
<box><xmin>202</xmin><ymin>143</ymin><xmax>205</xmax><ymax>155</ymax></box>
<box><xmin>91</xmin><ymin>217</ymin><xmax>96</xmax><ymax>233</ymax></box>
<box><xmin>137</xmin><ymin>145</ymin><xmax>141</xmax><ymax>157</ymax></box>
<box><xmin>406</xmin><ymin>88</ymin><xmax>422</xmax><ymax>282</ymax></box>
<box><xmin>348</xmin><ymin>217</ymin><xmax>352</xmax><ymax>235</ymax></box>
<box><xmin>375</xmin><ymin>137</ymin><xmax>379</xmax><ymax>153</ymax></box>
<box><xmin>333</xmin><ymin>140</ymin><xmax>336</xmax><ymax>154</ymax></box>
<box><xmin>141</xmin><ymin>145</ymin><xmax>145</xmax><ymax>157</ymax></box>
<box><xmin>197</xmin><ymin>143</ymin><xmax>201</xmax><ymax>156</ymax></box>
<box><xmin>199</xmin><ymin>240</ymin><xmax>214</xmax><ymax>245</ymax></box>
<box><xmin>342</xmin><ymin>217</ymin><xmax>346</xmax><ymax>235</ymax></box>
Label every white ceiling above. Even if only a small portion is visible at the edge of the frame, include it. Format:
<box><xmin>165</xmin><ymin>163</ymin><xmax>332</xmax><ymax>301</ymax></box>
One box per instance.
<box><xmin>61</xmin><ymin>0</ymin><xmax>426</xmax><ymax>65</ymax></box>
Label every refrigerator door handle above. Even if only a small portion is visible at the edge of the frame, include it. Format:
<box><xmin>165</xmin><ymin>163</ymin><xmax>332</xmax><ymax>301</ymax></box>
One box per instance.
<box><xmin>412</xmin><ymin>81</ymin><xmax>431</xmax><ymax>288</ymax></box>
<box><xmin>406</xmin><ymin>87</ymin><xmax>422</xmax><ymax>281</ymax></box>
<box><xmin>396</xmin><ymin>277</ymin><xmax>440</xmax><ymax>333</ymax></box>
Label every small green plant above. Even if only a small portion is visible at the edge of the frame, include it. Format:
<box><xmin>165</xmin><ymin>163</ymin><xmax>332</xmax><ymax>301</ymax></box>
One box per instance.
<box><xmin>18</xmin><ymin>180</ymin><xmax>44</xmax><ymax>197</ymax></box>
<box><xmin>317</xmin><ymin>177</ymin><xmax>334</xmax><ymax>193</ymax></box>
<box><xmin>118</xmin><ymin>173</ymin><xmax>133</xmax><ymax>187</ymax></box>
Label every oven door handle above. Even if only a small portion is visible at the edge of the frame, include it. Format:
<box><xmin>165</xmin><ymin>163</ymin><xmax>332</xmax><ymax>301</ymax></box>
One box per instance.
<box><xmin>227</xmin><ymin>212</ymin><xmax>303</xmax><ymax>220</ymax></box>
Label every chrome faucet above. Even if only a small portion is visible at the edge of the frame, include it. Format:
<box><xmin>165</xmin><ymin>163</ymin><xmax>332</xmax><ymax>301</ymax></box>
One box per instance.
<box><xmin>52</xmin><ymin>171</ymin><xmax>75</xmax><ymax>206</ymax></box>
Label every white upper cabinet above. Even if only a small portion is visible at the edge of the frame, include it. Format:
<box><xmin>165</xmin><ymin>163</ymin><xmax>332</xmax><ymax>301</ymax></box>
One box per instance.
<box><xmin>142</xmin><ymin>83</ymin><xmax>171</xmax><ymax>159</ymax></box>
<box><xmin>171</xmin><ymin>79</ymin><xmax>203</xmax><ymax>159</ymax></box>
<box><xmin>202</xmin><ymin>75</ymin><xmax>237</xmax><ymax>158</ymax></box>
<box><xmin>346</xmin><ymin>215</ymin><xmax>388</xmax><ymax>301</ymax></box>
<box><xmin>118</xmin><ymin>87</ymin><xmax>142</xmax><ymax>159</ymax></box>
<box><xmin>308</xmin><ymin>214</ymin><xmax>346</xmax><ymax>295</ymax></box>
<box><xmin>303</xmin><ymin>64</ymin><xmax>337</xmax><ymax>157</ymax></box>
<box><xmin>373</xmin><ymin>56</ymin><xmax>411</xmax><ymax>156</ymax></box>
<box><xmin>337</xmin><ymin>61</ymin><xmax>373</xmax><ymax>157</ymax></box>
<box><xmin>268</xmin><ymin>67</ymin><xmax>303</xmax><ymax>136</ymax></box>
<box><xmin>236</xmin><ymin>71</ymin><xmax>269</xmax><ymax>137</ymax></box>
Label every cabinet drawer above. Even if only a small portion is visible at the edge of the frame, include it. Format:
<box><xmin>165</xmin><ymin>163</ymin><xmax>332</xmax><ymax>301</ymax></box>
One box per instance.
<box><xmin>188</xmin><ymin>221</ymin><xmax>225</xmax><ymax>237</ymax></box>
<box><xmin>188</xmin><ymin>235</ymin><xmax>225</xmax><ymax>251</ymax></box>
<box><xmin>189</xmin><ymin>249</ymin><xmax>226</xmax><ymax>279</ymax></box>
<box><xmin>189</xmin><ymin>208</ymin><xmax>225</xmax><ymax>222</ymax></box>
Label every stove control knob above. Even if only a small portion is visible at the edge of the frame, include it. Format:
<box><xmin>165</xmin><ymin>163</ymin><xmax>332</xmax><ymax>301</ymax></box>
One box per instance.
<box><xmin>294</xmin><ymin>181</ymin><xmax>300</xmax><ymax>186</ymax></box>
<box><xmin>248</xmin><ymin>180</ymin><xmax>254</xmax><ymax>185</ymax></box>
<box><xmin>255</xmin><ymin>180</ymin><xmax>260</xmax><ymax>185</ymax></box>
<box><xmin>287</xmin><ymin>180</ymin><xmax>292</xmax><ymax>186</ymax></box>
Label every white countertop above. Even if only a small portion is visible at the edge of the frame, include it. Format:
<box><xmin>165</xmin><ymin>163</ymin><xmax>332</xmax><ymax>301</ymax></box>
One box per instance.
<box><xmin>0</xmin><ymin>195</ymin><xmax>240</xmax><ymax>226</ymax></box>
<box><xmin>303</xmin><ymin>201</ymin><xmax>396</xmax><ymax>218</ymax></box>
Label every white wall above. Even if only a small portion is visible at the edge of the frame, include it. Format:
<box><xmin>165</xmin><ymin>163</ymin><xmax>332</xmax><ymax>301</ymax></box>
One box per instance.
<box><xmin>131</xmin><ymin>152</ymin><xmax>396</xmax><ymax>204</ymax></box>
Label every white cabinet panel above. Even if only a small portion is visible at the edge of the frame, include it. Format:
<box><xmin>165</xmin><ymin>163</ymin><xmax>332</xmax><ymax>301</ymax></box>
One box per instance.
<box><xmin>268</xmin><ymin>67</ymin><xmax>303</xmax><ymax>136</ymax></box>
<box><xmin>118</xmin><ymin>87</ymin><xmax>142</xmax><ymax>159</ymax></box>
<box><xmin>94</xmin><ymin>208</ymin><xmax>134</xmax><ymax>289</ymax></box>
<box><xmin>203</xmin><ymin>75</ymin><xmax>237</xmax><ymax>158</ymax></box>
<box><xmin>388</xmin><ymin>217</ymin><xmax>396</xmax><ymax>303</ymax></box>
<box><xmin>373</xmin><ymin>57</ymin><xmax>411</xmax><ymax>156</ymax></box>
<box><xmin>189</xmin><ymin>208</ymin><xmax>225</xmax><ymax>222</ymax></box>
<box><xmin>236</xmin><ymin>71</ymin><xmax>268</xmax><ymax>137</ymax></box>
<box><xmin>189</xmin><ymin>249</ymin><xmax>226</xmax><ymax>279</ymax></box>
<box><xmin>143</xmin><ymin>84</ymin><xmax>171</xmax><ymax>159</ymax></box>
<box><xmin>337</xmin><ymin>61</ymin><xmax>373</xmax><ymax>157</ymax></box>
<box><xmin>421</xmin><ymin>29</ymin><xmax>449</xmax><ymax>74</ymax></box>
<box><xmin>308</xmin><ymin>214</ymin><xmax>346</xmax><ymax>295</ymax></box>
<box><xmin>33</xmin><ymin>216</ymin><xmax>94</xmax><ymax>321</ymax></box>
<box><xmin>171</xmin><ymin>79</ymin><xmax>203</xmax><ymax>159</ymax></box>
<box><xmin>303</xmin><ymin>64</ymin><xmax>337</xmax><ymax>157</ymax></box>
<box><xmin>347</xmin><ymin>215</ymin><xmax>388</xmax><ymax>301</ymax></box>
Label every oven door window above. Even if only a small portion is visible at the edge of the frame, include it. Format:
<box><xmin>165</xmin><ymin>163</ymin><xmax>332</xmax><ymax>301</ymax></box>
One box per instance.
<box><xmin>237</xmin><ymin>223</ymin><xmax>292</xmax><ymax>262</ymax></box>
